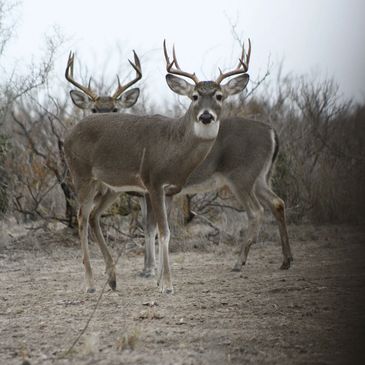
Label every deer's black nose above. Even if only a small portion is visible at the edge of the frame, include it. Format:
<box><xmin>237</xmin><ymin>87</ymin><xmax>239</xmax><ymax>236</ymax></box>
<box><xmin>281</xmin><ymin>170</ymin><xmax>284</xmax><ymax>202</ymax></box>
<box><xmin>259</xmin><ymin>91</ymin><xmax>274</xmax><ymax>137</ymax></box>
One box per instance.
<box><xmin>199</xmin><ymin>111</ymin><xmax>214</xmax><ymax>124</ymax></box>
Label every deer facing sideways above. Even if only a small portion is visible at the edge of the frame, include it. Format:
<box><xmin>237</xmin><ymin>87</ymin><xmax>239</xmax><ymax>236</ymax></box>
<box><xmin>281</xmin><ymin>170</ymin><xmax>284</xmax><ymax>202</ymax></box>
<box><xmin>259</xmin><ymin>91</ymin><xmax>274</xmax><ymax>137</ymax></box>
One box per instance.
<box><xmin>64</xmin><ymin>41</ymin><xmax>250</xmax><ymax>294</ymax></box>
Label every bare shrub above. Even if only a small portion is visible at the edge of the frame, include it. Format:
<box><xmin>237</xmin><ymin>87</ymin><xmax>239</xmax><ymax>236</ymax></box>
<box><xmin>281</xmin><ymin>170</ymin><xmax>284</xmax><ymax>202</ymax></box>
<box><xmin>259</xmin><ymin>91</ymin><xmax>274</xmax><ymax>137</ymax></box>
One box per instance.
<box><xmin>0</xmin><ymin>9</ymin><xmax>363</xmax><ymax>230</ymax></box>
<box><xmin>242</xmin><ymin>74</ymin><xmax>365</xmax><ymax>223</ymax></box>
<box><xmin>9</xmin><ymin>88</ymin><xmax>76</xmax><ymax>225</ymax></box>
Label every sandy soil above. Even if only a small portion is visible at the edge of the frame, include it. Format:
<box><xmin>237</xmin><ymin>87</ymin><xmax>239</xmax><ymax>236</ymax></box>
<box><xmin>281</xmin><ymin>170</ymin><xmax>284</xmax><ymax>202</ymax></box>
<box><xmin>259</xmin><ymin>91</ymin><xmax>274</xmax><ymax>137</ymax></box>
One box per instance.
<box><xmin>0</xmin><ymin>223</ymin><xmax>364</xmax><ymax>365</ymax></box>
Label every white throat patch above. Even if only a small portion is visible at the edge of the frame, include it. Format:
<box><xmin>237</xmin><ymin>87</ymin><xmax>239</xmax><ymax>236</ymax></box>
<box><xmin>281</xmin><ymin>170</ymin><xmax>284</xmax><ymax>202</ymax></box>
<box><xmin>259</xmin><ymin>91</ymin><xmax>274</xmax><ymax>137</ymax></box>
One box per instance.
<box><xmin>193</xmin><ymin>120</ymin><xmax>220</xmax><ymax>140</ymax></box>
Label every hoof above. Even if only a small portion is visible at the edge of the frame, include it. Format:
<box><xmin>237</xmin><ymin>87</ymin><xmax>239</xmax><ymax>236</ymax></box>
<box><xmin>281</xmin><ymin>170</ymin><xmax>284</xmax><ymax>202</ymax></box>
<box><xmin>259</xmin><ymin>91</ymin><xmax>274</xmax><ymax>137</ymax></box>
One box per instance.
<box><xmin>161</xmin><ymin>287</ymin><xmax>174</xmax><ymax>295</ymax></box>
<box><xmin>158</xmin><ymin>278</ymin><xmax>173</xmax><ymax>294</ymax></box>
<box><xmin>157</xmin><ymin>276</ymin><xmax>162</xmax><ymax>287</ymax></box>
<box><xmin>232</xmin><ymin>263</ymin><xmax>242</xmax><ymax>272</ymax></box>
<box><xmin>280</xmin><ymin>257</ymin><xmax>293</xmax><ymax>270</ymax></box>
<box><xmin>138</xmin><ymin>270</ymin><xmax>156</xmax><ymax>278</ymax></box>
<box><xmin>108</xmin><ymin>279</ymin><xmax>117</xmax><ymax>291</ymax></box>
<box><xmin>86</xmin><ymin>287</ymin><xmax>96</xmax><ymax>293</ymax></box>
<box><xmin>144</xmin><ymin>270</ymin><xmax>156</xmax><ymax>278</ymax></box>
<box><xmin>106</xmin><ymin>267</ymin><xmax>117</xmax><ymax>290</ymax></box>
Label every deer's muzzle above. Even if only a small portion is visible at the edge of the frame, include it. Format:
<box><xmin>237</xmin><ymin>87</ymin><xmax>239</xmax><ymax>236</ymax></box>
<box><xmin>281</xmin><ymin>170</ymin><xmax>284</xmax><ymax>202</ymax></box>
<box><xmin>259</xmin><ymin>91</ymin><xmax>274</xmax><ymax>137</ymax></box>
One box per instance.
<box><xmin>199</xmin><ymin>111</ymin><xmax>214</xmax><ymax>124</ymax></box>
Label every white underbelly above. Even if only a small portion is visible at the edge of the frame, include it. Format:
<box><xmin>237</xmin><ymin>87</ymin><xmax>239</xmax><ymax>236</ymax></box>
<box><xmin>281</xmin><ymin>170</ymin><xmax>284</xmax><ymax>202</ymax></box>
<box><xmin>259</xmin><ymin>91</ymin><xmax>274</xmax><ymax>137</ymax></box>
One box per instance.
<box><xmin>99</xmin><ymin>174</ymin><xmax>226</xmax><ymax>195</ymax></box>
<box><xmin>179</xmin><ymin>173</ymin><xmax>226</xmax><ymax>195</ymax></box>
<box><xmin>102</xmin><ymin>183</ymin><xmax>147</xmax><ymax>193</ymax></box>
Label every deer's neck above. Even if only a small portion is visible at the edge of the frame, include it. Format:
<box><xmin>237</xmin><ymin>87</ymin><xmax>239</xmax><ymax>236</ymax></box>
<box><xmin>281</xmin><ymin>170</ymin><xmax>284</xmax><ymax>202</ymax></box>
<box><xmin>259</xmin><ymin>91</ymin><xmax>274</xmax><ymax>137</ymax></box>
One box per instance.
<box><xmin>160</xmin><ymin>107</ymin><xmax>218</xmax><ymax>188</ymax></box>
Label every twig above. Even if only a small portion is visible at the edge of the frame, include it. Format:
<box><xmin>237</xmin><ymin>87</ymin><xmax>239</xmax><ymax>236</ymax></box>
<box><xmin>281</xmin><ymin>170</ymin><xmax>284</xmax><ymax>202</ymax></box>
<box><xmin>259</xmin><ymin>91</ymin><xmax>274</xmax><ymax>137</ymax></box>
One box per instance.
<box><xmin>59</xmin><ymin>246</ymin><xmax>125</xmax><ymax>359</ymax></box>
<box><xmin>102</xmin><ymin>218</ymin><xmax>144</xmax><ymax>239</ymax></box>
<box><xmin>244</xmin><ymin>69</ymin><xmax>270</xmax><ymax>99</ymax></box>
<box><xmin>206</xmin><ymin>202</ymin><xmax>244</xmax><ymax>213</ymax></box>
<box><xmin>192</xmin><ymin>211</ymin><xmax>237</xmax><ymax>243</ymax></box>
<box><xmin>12</xmin><ymin>196</ymin><xmax>70</xmax><ymax>225</ymax></box>
<box><xmin>191</xmin><ymin>211</ymin><xmax>220</xmax><ymax>234</ymax></box>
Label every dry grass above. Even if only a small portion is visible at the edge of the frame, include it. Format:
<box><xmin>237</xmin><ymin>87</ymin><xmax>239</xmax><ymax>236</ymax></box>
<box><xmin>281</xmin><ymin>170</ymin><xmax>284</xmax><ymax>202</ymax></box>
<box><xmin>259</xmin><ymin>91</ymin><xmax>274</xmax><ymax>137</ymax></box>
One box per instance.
<box><xmin>115</xmin><ymin>328</ymin><xmax>141</xmax><ymax>351</ymax></box>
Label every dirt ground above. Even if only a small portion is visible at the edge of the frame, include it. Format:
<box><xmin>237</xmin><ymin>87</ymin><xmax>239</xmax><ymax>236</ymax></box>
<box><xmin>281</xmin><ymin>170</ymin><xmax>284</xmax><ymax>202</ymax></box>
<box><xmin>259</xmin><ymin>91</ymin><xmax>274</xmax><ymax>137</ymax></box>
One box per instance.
<box><xmin>0</xmin><ymin>222</ymin><xmax>364</xmax><ymax>365</ymax></box>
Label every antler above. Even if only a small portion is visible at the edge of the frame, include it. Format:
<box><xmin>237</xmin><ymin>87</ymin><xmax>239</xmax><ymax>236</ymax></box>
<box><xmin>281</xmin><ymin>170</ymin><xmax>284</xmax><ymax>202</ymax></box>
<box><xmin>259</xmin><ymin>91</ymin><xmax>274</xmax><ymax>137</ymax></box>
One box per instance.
<box><xmin>112</xmin><ymin>50</ymin><xmax>142</xmax><ymax>99</ymax></box>
<box><xmin>215</xmin><ymin>39</ymin><xmax>251</xmax><ymax>85</ymax></box>
<box><xmin>163</xmin><ymin>40</ymin><xmax>200</xmax><ymax>84</ymax></box>
<box><xmin>65</xmin><ymin>51</ymin><xmax>98</xmax><ymax>100</ymax></box>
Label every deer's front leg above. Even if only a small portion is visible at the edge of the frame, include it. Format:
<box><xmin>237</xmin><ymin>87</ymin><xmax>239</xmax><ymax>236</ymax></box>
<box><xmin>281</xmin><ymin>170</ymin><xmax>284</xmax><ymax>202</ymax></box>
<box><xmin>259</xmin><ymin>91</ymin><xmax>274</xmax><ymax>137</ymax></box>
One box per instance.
<box><xmin>148</xmin><ymin>187</ymin><xmax>173</xmax><ymax>294</ymax></box>
<box><xmin>78</xmin><ymin>207</ymin><xmax>95</xmax><ymax>293</ymax></box>
<box><xmin>139</xmin><ymin>194</ymin><xmax>157</xmax><ymax>277</ymax></box>
<box><xmin>89</xmin><ymin>189</ymin><xmax>119</xmax><ymax>290</ymax></box>
<box><xmin>76</xmin><ymin>181</ymin><xmax>98</xmax><ymax>293</ymax></box>
<box><xmin>164</xmin><ymin>184</ymin><xmax>182</xmax><ymax>196</ymax></box>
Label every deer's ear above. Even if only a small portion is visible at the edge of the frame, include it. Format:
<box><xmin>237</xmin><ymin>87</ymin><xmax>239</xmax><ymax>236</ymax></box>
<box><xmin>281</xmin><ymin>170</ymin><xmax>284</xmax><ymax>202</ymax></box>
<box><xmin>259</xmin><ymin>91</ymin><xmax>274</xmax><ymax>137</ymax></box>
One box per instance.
<box><xmin>117</xmin><ymin>88</ymin><xmax>140</xmax><ymax>108</ymax></box>
<box><xmin>70</xmin><ymin>90</ymin><xmax>93</xmax><ymax>110</ymax></box>
<box><xmin>166</xmin><ymin>74</ymin><xmax>194</xmax><ymax>96</ymax></box>
<box><xmin>222</xmin><ymin>74</ymin><xmax>249</xmax><ymax>96</ymax></box>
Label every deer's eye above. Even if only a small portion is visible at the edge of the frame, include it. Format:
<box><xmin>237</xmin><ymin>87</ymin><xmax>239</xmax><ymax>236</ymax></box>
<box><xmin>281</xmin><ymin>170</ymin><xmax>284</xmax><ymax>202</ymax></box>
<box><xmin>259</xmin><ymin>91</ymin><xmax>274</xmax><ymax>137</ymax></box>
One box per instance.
<box><xmin>112</xmin><ymin>108</ymin><xmax>118</xmax><ymax>113</ymax></box>
<box><xmin>192</xmin><ymin>94</ymin><xmax>198</xmax><ymax>101</ymax></box>
<box><xmin>91</xmin><ymin>108</ymin><xmax>97</xmax><ymax>113</ymax></box>
<box><xmin>216</xmin><ymin>94</ymin><xmax>223</xmax><ymax>101</ymax></box>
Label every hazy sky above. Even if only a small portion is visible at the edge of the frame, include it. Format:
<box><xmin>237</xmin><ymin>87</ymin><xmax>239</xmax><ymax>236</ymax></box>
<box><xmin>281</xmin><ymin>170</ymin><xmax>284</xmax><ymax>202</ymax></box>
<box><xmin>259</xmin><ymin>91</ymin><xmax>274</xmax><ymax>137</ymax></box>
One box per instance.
<box><xmin>4</xmin><ymin>0</ymin><xmax>365</xmax><ymax>105</ymax></box>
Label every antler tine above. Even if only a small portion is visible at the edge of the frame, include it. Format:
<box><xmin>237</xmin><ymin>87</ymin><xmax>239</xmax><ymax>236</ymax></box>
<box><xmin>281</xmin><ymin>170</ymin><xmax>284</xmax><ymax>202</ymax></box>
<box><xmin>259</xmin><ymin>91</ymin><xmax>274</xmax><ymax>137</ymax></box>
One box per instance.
<box><xmin>133</xmin><ymin>50</ymin><xmax>141</xmax><ymax>72</ymax></box>
<box><xmin>172</xmin><ymin>44</ymin><xmax>181</xmax><ymax>70</ymax></box>
<box><xmin>112</xmin><ymin>50</ymin><xmax>142</xmax><ymax>99</ymax></box>
<box><xmin>66</xmin><ymin>51</ymin><xmax>74</xmax><ymax>78</ymax></box>
<box><xmin>163</xmin><ymin>39</ymin><xmax>174</xmax><ymax>72</ymax></box>
<box><xmin>238</xmin><ymin>38</ymin><xmax>251</xmax><ymax>72</ymax></box>
<box><xmin>215</xmin><ymin>39</ymin><xmax>252</xmax><ymax>85</ymax></box>
<box><xmin>65</xmin><ymin>51</ymin><xmax>97</xmax><ymax>100</ymax></box>
<box><xmin>163</xmin><ymin>39</ymin><xmax>199</xmax><ymax>84</ymax></box>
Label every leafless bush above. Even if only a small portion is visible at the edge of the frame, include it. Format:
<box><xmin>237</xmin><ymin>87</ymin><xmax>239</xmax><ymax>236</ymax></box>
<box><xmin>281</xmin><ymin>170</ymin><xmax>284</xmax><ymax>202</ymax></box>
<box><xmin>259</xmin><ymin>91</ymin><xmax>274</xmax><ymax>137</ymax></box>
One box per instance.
<box><xmin>276</xmin><ymin>76</ymin><xmax>364</xmax><ymax>223</ymax></box>
<box><xmin>236</xmin><ymin>74</ymin><xmax>364</xmax><ymax>223</ymax></box>
<box><xmin>0</xmin><ymin>8</ymin><xmax>363</xmax><ymax>229</ymax></box>
<box><xmin>0</xmin><ymin>3</ymin><xmax>66</xmax><ymax>223</ymax></box>
<box><xmin>9</xmin><ymin>88</ymin><xmax>77</xmax><ymax>225</ymax></box>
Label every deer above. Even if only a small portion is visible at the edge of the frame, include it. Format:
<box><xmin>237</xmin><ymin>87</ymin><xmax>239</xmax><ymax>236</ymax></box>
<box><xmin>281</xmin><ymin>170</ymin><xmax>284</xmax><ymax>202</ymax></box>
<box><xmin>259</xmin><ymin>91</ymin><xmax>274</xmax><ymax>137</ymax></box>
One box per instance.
<box><xmin>64</xmin><ymin>50</ymin><xmax>142</xmax><ymax>291</ymax></box>
<box><xmin>64</xmin><ymin>40</ymin><xmax>250</xmax><ymax>294</ymax></box>
<box><xmin>140</xmin><ymin>41</ymin><xmax>293</xmax><ymax>279</ymax></box>
<box><xmin>65</xmin><ymin>50</ymin><xmax>143</xmax><ymax>228</ymax></box>
<box><xmin>65</xmin><ymin>50</ymin><xmax>141</xmax><ymax>113</ymax></box>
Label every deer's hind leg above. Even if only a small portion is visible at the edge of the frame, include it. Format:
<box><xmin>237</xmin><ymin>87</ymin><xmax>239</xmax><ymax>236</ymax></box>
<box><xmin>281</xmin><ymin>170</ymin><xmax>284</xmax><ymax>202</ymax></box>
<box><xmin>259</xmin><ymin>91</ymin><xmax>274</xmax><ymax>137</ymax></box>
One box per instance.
<box><xmin>89</xmin><ymin>187</ymin><xmax>119</xmax><ymax>290</ymax></box>
<box><xmin>255</xmin><ymin>182</ymin><xmax>293</xmax><ymax>269</ymax></box>
<box><xmin>139</xmin><ymin>194</ymin><xmax>157</xmax><ymax>278</ymax></box>
<box><xmin>236</xmin><ymin>193</ymin><xmax>264</xmax><ymax>271</ymax></box>
<box><xmin>148</xmin><ymin>186</ymin><xmax>173</xmax><ymax>294</ymax></box>
<box><xmin>229</xmin><ymin>180</ymin><xmax>264</xmax><ymax>271</ymax></box>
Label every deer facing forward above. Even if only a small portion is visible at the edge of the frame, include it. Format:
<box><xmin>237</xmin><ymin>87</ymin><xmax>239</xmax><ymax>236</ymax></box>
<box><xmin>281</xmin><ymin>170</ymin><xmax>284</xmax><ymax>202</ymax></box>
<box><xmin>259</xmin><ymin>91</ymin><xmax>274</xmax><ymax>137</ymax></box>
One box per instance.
<box><xmin>64</xmin><ymin>40</ymin><xmax>250</xmax><ymax>293</ymax></box>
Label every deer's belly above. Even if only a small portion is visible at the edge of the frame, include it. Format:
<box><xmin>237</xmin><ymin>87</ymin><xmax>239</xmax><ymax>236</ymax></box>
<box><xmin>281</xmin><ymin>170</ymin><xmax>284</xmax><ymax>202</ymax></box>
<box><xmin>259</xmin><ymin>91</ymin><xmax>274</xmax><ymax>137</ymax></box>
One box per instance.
<box><xmin>102</xmin><ymin>182</ymin><xmax>147</xmax><ymax>193</ymax></box>
<box><xmin>93</xmin><ymin>166</ymin><xmax>147</xmax><ymax>193</ymax></box>
<box><xmin>179</xmin><ymin>173</ymin><xmax>226</xmax><ymax>195</ymax></box>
